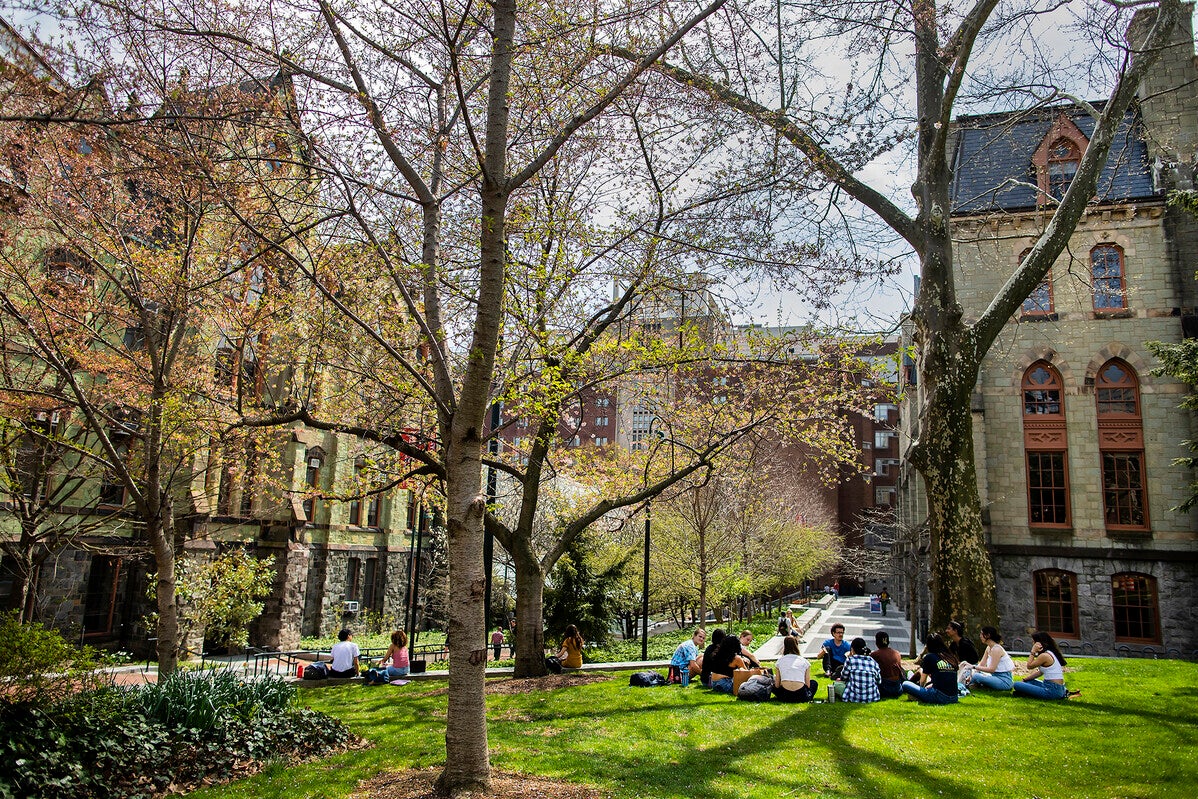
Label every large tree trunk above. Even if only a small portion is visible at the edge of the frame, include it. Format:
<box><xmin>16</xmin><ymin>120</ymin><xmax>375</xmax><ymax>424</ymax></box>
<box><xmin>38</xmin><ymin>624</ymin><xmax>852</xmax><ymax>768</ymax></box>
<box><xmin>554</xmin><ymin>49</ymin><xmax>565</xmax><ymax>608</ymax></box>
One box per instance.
<box><xmin>151</xmin><ymin>503</ymin><xmax>179</xmax><ymax>676</ymax></box>
<box><xmin>908</xmin><ymin>317</ymin><xmax>997</xmax><ymax>632</ymax></box>
<box><xmin>511</xmin><ymin>552</ymin><xmax>547</xmax><ymax>678</ymax></box>
<box><xmin>440</xmin><ymin>437</ymin><xmax>490</xmax><ymax>794</ymax></box>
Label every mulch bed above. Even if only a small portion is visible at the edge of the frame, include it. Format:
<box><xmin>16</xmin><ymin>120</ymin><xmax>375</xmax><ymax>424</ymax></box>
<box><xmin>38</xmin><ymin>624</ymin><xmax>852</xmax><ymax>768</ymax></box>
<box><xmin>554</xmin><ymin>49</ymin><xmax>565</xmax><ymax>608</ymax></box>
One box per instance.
<box><xmin>359</xmin><ymin>767</ymin><xmax>605</xmax><ymax>799</ymax></box>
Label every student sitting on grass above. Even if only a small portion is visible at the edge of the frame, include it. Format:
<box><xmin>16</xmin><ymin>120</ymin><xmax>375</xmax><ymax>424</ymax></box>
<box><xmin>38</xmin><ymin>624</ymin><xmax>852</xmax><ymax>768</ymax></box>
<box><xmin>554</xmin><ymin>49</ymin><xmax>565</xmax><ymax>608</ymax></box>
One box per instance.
<box><xmin>1012</xmin><ymin>631</ymin><xmax>1069</xmax><ymax>700</ymax></box>
<box><xmin>771</xmin><ymin>635</ymin><xmax>817</xmax><ymax>703</ymax></box>
<box><xmin>329</xmin><ymin>628</ymin><xmax>360</xmax><ymax>678</ymax></box>
<box><xmin>669</xmin><ymin>628</ymin><xmax>706</xmax><ymax>684</ymax></box>
<box><xmin>870</xmin><ymin>631</ymin><xmax>905</xmax><ymax>698</ymax></box>
<box><xmin>707</xmin><ymin>635</ymin><xmax>746</xmax><ymax>694</ymax></box>
<box><xmin>841</xmin><ymin>637</ymin><xmax>881</xmax><ymax>703</ymax></box>
<box><xmin>700</xmin><ymin>629</ymin><xmax>726</xmax><ymax>688</ymax></box>
<box><xmin>967</xmin><ymin>626</ymin><xmax>1014</xmax><ymax>691</ymax></box>
<box><xmin>558</xmin><ymin>624</ymin><xmax>585</xmax><ymax>669</ymax></box>
<box><xmin>818</xmin><ymin>623</ymin><xmax>851</xmax><ymax>679</ymax></box>
<box><xmin>901</xmin><ymin>633</ymin><xmax>958</xmax><ymax>704</ymax></box>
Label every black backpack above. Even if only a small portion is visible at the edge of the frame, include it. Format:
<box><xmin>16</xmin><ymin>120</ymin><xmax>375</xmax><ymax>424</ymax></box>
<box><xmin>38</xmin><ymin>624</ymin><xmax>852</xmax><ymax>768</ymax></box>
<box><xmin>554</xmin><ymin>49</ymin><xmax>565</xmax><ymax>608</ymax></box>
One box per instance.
<box><xmin>544</xmin><ymin>655</ymin><xmax>563</xmax><ymax>674</ymax></box>
<box><xmin>629</xmin><ymin>671</ymin><xmax>667</xmax><ymax>687</ymax></box>
<box><xmin>302</xmin><ymin>661</ymin><xmax>329</xmax><ymax>680</ymax></box>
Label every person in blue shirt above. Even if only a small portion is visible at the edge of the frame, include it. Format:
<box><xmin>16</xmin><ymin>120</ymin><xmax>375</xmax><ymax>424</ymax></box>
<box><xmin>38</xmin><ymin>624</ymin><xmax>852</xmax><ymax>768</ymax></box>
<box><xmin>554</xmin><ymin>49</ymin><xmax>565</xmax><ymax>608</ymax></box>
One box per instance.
<box><xmin>818</xmin><ymin>623</ymin><xmax>851</xmax><ymax>679</ymax></box>
<box><xmin>669</xmin><ymin>628</ymin><xmax>706</xmax><ymax>684</ymax></box>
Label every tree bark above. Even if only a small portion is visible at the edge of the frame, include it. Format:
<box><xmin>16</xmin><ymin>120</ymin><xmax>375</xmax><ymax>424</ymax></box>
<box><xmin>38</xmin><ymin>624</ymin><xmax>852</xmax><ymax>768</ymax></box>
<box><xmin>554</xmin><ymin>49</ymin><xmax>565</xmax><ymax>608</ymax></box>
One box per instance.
<box><xmin>151</xmin><ymin>502</ymin><xmax>179</xmax><ymax>676</ymax></box>
<box><xmin>512</xmin><ymin>552</ymin><xmax>547</xmax><ymax>678</ymax></box>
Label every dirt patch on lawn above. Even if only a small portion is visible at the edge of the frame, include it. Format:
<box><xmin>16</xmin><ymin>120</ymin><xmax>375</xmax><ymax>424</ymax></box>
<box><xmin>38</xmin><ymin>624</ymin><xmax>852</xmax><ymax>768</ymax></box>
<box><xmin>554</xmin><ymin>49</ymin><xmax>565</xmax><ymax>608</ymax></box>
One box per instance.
<box><xmin>418</xmin><ymin>673</ymin><xmax>611</xmax><ymax>699</ymax></box>
<box><xmin>359</xmin><ymin>767</ymin><xmax>605</xmax><ymax>799</ymax></box>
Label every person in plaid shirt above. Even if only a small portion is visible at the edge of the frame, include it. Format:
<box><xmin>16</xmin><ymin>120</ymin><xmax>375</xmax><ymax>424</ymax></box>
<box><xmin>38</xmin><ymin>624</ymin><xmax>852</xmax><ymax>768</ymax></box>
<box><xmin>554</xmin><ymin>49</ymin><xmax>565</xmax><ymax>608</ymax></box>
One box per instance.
<box><xmin>841</xmin><ymin>637</ymin><xmax>881</xmax><ymax>703</ymax></box>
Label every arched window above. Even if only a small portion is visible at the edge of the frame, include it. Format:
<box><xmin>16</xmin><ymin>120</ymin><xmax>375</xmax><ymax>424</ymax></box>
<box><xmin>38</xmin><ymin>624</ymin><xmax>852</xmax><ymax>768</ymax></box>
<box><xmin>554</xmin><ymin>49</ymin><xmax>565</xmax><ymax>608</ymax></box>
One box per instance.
<box><xmin>1096</xmin><ymin>360</ymin><xmax>1148</xmax><ymax>531</ymax></box>
<box><xmin>1111</xmin><ymin>573</ymin><xmax>1160</xmax><ymax>643</ymax></box>
<box><xmin>1033</xmin><ymin>569</ymin><xmax>1078</xmax><ymax>637</ymax></box>
<box><xmin>1019</xmin><ymin>249</ymin><xmax>1054</xmax><ymax>317</ymax></box>
<box><xmin>302</xmin><ymin>446</ymin><xmax>325</xmax><ymax>522</ymax></box>
<box><xmin>1022</xmin><ymin>362</ymin><xmax>1070</xmax><ymax>527</ymax></box>
<box><xmin>1091</xmin><ymin>245</ymin><xmax>1126</xmax><ymax>311</ymax></box>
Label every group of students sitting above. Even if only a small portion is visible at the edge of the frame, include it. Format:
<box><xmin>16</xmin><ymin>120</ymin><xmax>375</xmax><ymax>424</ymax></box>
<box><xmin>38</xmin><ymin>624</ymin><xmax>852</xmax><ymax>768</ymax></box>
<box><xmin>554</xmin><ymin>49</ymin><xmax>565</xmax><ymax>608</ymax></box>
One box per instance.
<box><xmin>817</xmin><ymin>620</ymin><xmax>1073</xmax><ymax>703</ymax></box>
<box><xmin>670</xmin><ymin>619</ymin><xmax>1072</xmax><ymax>703</ymax></box>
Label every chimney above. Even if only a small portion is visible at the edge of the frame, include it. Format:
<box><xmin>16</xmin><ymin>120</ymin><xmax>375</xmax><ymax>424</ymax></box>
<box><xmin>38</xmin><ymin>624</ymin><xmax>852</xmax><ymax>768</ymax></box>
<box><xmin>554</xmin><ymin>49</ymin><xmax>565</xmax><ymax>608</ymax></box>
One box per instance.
<box><xmin>1127</xmin><ymin>3</ymin><xmax>1198</xmax><ymax>166</ymax></box>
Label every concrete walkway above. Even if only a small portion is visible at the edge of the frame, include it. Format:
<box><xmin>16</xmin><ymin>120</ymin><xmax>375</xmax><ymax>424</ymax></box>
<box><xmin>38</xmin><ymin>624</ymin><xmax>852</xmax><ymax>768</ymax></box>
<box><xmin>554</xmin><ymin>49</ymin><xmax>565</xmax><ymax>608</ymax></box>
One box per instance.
<box><xmin>751</xmin><ymin>595</ymin><xmax>911</xmax><ymax>662</ymax></box>
<box><xmin>800</xmin><ymin>595</ymin><xmax>910</xmax><ymax>659</ymax></box>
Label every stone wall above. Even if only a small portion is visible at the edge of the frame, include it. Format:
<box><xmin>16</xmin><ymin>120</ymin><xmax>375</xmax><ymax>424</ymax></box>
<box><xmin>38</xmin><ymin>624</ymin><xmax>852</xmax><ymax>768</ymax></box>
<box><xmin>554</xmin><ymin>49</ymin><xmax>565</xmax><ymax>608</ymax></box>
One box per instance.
<box><xmin>251</xmin><ymin>541</ymin><xmax>310</xmax><ymax>650</ymax></box>
<box><xmin>994</xmin><ymin>552</ymin><xmax>1198</xmax><ymax>655</ymax></box>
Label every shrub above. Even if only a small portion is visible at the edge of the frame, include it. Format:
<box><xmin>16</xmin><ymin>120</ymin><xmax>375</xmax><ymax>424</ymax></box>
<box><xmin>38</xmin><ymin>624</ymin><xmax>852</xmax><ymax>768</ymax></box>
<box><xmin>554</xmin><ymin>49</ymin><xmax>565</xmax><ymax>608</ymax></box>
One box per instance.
<box><xmin>135</xmin><ymin>669</ymin><xmax>296</xmax><ymax>731</ymax></box>
<box><xmin>0</xmin><ymin>611</ymin><xmax>112</xmax><ymax>706</ymax></box>
<box><xmin>0</xmin><ymin>670</ymin><xmax>348</xmax><ymax>799</ymax></box>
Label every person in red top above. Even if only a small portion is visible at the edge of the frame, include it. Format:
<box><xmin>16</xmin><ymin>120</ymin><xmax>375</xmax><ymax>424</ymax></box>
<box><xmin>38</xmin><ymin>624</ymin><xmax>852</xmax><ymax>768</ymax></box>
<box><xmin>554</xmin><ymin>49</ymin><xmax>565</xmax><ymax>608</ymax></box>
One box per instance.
<box><xmin>870</xmin><ymin>630</ymin><xmax>905</xmax><ymax>698</ymax></box>
<box><xmin>491</xmin><ymin>627</ymin><xmax>505</xmax><ymax>661</ymax></box>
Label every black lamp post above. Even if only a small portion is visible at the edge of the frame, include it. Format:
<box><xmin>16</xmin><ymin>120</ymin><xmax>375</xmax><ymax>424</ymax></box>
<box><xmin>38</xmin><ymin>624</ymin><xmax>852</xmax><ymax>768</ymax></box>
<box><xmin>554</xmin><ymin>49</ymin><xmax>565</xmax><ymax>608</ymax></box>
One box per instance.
<box><xmin>641</xmin><ymin>416</ymin><xmax>661</xmax><ymax>662</ymax></box>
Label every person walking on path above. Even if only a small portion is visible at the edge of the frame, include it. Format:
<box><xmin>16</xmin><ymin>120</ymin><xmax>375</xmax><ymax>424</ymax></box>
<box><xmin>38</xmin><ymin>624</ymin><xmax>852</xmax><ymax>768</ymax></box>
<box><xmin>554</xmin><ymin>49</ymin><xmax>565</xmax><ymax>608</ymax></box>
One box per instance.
<box><xmin>879</xmin><ymin>587</ymin><xmax>890</xmax><ymax>616</ymax></box>
<box><xmin>491</xmin><ymin>627</ymin><xmax>505</xmax><ymax>661</ymax></box>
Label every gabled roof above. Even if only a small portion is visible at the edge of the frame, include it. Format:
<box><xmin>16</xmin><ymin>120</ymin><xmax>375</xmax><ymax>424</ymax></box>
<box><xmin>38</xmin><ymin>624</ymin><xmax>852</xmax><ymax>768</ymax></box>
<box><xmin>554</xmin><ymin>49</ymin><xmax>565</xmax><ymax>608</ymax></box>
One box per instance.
<box><xmin>950</xmin><ymin>102</ymin><xmax>1158</xmax><ymax>215</ymax></box>
<box><xmin>0</xmin><ymin>17</ymin><xmax>68</xmax><ymax>89</ymax></box>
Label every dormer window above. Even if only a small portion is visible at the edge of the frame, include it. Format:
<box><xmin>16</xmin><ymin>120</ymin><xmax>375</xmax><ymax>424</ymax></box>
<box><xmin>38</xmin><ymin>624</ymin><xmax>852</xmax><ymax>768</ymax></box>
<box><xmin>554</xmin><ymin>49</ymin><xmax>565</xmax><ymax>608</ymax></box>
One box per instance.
<box><xmin>1046</xmin><ymin>139</ymin><xmax>1080</xmax><ymax>200</ymax></box>
<box><xmin>1033</xmin><ymin>114</ymin><xmax>1089</xmax><ymax>204</ymax></box>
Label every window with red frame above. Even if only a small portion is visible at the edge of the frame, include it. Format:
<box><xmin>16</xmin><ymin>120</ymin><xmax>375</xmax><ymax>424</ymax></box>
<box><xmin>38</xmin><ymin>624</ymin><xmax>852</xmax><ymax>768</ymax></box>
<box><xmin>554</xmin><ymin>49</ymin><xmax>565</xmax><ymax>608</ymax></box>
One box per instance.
<box><xmin>1096</xmin><ymin>360</ymin><xmax>1148</xmax><ymax>531</ymax></box>
<box><xmin>1034</xmin><ymin>569</ymin><xmax>1078</xmax><ymax>637</ymax></box>
<box><xmin>1023</xmin><ymin>362</ymin><xmax>1070</xmax><ymax>527</ymax></box>
<box><xmin>1111</xmin><ymin>573</ymin><xmax>1160</xmax><ymax>643</ymax></box>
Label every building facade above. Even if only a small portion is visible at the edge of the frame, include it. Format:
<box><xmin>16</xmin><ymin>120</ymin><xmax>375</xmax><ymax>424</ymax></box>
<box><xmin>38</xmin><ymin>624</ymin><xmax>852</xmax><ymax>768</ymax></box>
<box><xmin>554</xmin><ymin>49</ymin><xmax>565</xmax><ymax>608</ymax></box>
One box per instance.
<box><xmin>899</xmin><ymin>10</ymin><xmax>1198</xmax><ymax>655</ymax></box>
<box><xmin>0</xmin><ymin>26</ymin><xmax>430</xmax><ymax>655</ymax></box>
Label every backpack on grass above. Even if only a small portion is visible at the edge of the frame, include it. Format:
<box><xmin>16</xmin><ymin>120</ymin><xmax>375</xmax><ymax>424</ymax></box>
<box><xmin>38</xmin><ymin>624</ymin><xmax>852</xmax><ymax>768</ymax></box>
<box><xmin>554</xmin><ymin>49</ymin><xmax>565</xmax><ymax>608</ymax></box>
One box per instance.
<box><xmin>303</xmin><ymin>661</ymin><xmax>329</xmax><ymax>679</ymax></box>
<box><xmin>629</xmin><ymin>671</ymin><xmax>667</xmax><ymax>687</ymax></box>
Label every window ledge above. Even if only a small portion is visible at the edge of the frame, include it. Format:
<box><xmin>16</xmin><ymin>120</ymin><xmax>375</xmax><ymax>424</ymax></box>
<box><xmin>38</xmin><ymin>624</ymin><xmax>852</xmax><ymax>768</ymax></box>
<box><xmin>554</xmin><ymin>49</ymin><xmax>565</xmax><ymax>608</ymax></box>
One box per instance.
<box><xmin>1106</xmin><ymin>527</ymin><xmax>1152</xmax><ymax>540</ymax></box>
<box><xmin>1020</xmin><ymin>312</ymin><xmax>1058</xmax><ymax>322</ymax></box>
<box><xmin>1093</xmin><ymin>309</ymin><xmax>1134</xmax><ymax>320</ymax></box>
<box><xmin>1029</xmin><ymin>526</ymin><xmax>1073</xmax><ymax>535</ymax></box>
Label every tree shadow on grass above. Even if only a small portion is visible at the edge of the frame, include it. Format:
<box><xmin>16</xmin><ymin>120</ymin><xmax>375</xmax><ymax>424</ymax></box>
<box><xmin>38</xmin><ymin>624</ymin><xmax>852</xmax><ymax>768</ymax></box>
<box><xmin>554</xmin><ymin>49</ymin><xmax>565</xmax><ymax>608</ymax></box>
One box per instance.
<box><xmin>496</xmin><ymin>692</ymin><xmax>983</xmax><ymax>799</ymax></box>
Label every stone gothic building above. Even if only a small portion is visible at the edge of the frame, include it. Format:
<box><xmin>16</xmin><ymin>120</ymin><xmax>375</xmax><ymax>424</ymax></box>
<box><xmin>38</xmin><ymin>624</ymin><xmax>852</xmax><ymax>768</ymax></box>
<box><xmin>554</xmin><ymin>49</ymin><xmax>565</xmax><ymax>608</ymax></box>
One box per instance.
<box><xmin>898</xmin><ymin>9</ymin><xmax>1198</xmax><ymax>655</ymax></box>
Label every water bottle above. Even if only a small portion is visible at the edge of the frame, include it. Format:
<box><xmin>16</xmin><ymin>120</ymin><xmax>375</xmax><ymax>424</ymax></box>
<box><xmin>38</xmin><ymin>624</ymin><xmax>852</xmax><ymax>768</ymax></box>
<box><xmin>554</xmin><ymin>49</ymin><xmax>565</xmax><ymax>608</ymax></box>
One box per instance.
<box><xmin>681</xmin><ymin>670</ymin><xmax>690</xmax><ymax>687</ymax></box>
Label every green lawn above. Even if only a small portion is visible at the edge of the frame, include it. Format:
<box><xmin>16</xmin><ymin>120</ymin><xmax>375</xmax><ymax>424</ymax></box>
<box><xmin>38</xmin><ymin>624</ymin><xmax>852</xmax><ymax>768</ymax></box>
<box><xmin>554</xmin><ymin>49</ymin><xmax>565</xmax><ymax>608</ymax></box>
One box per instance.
<box><xmin>191</xmin><ymin>658</ymin><xmax>1197</xmax><ymax>799</ymax></box>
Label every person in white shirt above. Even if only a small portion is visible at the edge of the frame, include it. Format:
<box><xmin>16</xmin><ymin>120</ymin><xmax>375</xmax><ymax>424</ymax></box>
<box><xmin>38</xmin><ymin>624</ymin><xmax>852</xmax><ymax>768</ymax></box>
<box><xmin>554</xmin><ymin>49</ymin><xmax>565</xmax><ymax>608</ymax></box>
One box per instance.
<box><xmin>968</xmin><ymin>626</ymin><xmax>1015</xmax><ymax>691</ymax></box>
<box><xmin>771</xmin><ymin>636</ymin><xmax>817</xmax><ymax>703</ymax></box>
<box><xmin>329</xmin><ymin>628</ymin><xmax>361</xmax><ymax>677</ymax></box>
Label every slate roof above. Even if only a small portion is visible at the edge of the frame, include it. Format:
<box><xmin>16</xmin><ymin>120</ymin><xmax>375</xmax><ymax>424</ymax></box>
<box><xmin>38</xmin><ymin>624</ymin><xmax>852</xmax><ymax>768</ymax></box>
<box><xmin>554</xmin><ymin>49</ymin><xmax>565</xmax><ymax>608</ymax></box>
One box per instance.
<box><xmin>950</xmin><ymin>102</ymin><xmax>1159</xmax><ymax>215</ymax></box>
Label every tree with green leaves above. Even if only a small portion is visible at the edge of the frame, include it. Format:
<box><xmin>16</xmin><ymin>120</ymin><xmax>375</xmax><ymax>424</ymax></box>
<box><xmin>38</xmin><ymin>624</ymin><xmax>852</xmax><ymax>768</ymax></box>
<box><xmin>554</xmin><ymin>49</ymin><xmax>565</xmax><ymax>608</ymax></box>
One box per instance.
<box><xmin>615</xmin><ymin>0</ymin><xmax>1188</xmax><ymax>630</ymax></box>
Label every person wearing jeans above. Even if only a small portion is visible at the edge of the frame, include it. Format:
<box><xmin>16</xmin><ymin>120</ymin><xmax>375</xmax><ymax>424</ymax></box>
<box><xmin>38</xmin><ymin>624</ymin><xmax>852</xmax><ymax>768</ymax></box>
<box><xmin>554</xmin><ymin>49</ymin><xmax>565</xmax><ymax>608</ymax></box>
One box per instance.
<box><xmin>968</xmin><ymin>626</ymin><xmax>1015</xmax><ymax>691</ymax></box>
<box><xmin>901</xmin><ymin>632</ymin><xmax>958</xmax><ymax>704</ymax></box>
<box><xmin>1012</xmin><ymin>631</ymin><xmax>1069</xmax><ymax>700</ymax></box>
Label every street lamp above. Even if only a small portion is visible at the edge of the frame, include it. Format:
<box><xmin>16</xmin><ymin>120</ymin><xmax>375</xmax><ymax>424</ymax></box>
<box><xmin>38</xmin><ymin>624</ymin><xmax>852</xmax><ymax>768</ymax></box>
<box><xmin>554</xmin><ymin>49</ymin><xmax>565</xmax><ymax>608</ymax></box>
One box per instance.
<box><xmin>641</xmin><ymin>416</ymin><xmax>661</xmax><ymax>662</ymax></box>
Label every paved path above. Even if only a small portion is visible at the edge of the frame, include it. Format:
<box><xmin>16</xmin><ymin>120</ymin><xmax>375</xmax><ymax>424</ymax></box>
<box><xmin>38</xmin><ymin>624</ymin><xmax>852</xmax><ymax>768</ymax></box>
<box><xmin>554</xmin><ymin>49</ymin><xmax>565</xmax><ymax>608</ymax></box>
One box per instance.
<box><xmin>750</xmin><ymin>595</ymin><xmax>911</xmax><ymax>662</ymax></box>
<box><xmin>800</xmin><ymin>596</ymin><xmax>910</xmax><ymax>658</ymax></box>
